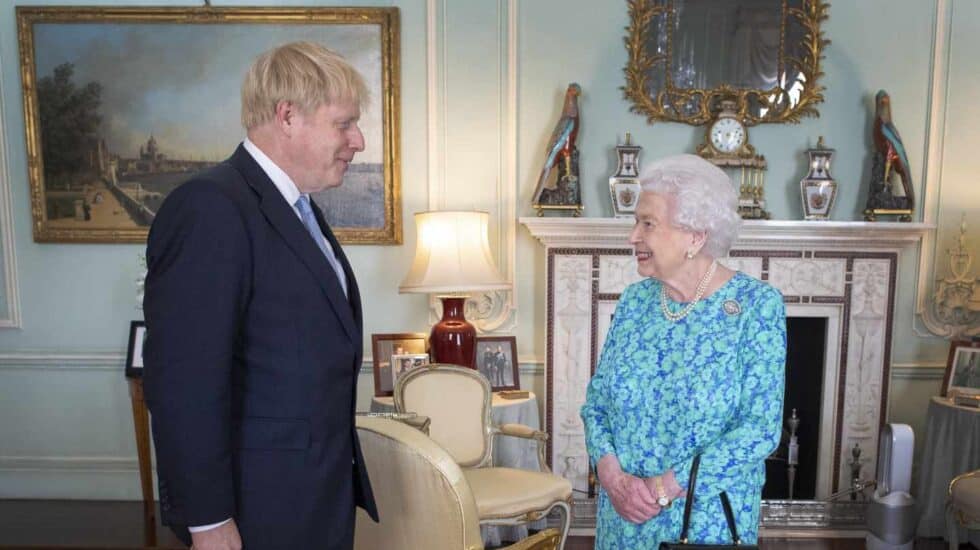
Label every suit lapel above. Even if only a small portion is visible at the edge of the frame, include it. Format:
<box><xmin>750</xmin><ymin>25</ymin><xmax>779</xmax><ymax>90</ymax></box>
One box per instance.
<box><xmin>229</xmin><ymin>146</ymin><xmax>357</xmax><ymax>344</ymax></box>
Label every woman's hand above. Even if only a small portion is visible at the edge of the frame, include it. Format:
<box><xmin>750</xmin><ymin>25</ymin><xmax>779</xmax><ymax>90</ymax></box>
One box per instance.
<box><xmin>644</xmin><ymin>469</ymin><xmax>686</xmax><ymax>506</ymax></box>
<box><xmin>596</xmin><ymin>455</ymin><xmax>661</xmax><ymax>524</ymax></box>
<box><xmin>662</xmin><ymin>469</ymin><xmax>685</xmax><ymax>499</ymax></box>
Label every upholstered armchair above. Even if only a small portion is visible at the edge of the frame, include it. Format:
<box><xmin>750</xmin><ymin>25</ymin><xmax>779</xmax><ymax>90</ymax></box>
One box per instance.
<box><xmin>947</xmin><ymin>469</ymin><xmax>980</xmax><ymax>549</ymax></box>
<box><xmin>393</xmin><ymin>364</ymin><xmax>572</xmax><ymax>550</ymax></box>
<box><xmin>354</xmin><ymin>416</ymin><xmax>561</xmax><ymax>550</ymax></box>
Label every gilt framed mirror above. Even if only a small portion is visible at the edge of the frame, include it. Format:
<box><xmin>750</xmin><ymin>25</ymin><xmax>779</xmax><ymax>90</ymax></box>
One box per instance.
<box><xmin>623</xmin><ymin>0</ymin><xmax>830</xmax><ymax>125</ymax></box>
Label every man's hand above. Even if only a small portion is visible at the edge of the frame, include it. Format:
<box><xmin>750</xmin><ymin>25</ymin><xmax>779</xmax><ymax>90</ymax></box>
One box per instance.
<box><xmin>596</xmin><ymin>455</ymin><xmax>661</xmax><ymax>524</ymax></box>
<box><xmin>190</xmin><ymin>519</ymin><xmax>242</xmax><ymax>550</ymax></box>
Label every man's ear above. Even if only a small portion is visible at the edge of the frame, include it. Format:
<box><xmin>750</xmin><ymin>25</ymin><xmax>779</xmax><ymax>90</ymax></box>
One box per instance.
<box><xmin>274</xmin><ymin>101</ymin><xmax>297</xmax><ymax>136</ymax></box>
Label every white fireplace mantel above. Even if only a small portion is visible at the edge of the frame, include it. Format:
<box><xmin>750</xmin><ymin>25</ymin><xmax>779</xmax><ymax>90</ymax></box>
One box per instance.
<box><xmin>520</xmin><ymin>217</ymin><xmax>934</xmax><ymax>250</ymax></box>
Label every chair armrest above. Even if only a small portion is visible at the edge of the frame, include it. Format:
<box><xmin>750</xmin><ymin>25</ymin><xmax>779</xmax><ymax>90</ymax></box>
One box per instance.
<box><xmin>356</xmin><ymin>412</ymin><xmax>431</xmax><ymax>435</ymax></box>
<box><xmin>497</xmin><ymin>423</ymin><xmax>548</xmax><ymax>442</ymax></box>
<box><xmin>501</xmin><ymin>528</ymin><xmax>561</xmax><ymax>550</ymax></box>
<box><xmin>399</xmin><ymin>415</ymin><xmax>431</xmax><ymax>435</ymax></box>
<box><xmin>493</xmin><ymin>423</ymin><xmax>550</xmax><ymax>472</ymax></box>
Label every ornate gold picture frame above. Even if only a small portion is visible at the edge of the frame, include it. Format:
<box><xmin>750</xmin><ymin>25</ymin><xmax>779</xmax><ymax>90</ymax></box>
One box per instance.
<box><xmin>17</xmin><ymin>6</ymin><xmax>401</xmax><ymax>244</ymax></box>
<box><xmin>622</xmin><ymin>0</ymin><xmax>829</xmax><ymax>126</ymax></box>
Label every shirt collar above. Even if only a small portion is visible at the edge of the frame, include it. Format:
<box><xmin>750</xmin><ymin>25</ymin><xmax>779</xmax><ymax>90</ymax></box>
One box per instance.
<box><xmin>242</xmin><ymin>137</ymin><xmax>304</xmax><ymax>207</ymax></box>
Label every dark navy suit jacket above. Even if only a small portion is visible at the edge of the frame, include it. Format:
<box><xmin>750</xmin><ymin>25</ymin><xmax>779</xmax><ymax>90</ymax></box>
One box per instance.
<box><xmin>143</xmin><ymin>145</ymin><xmax>377</xmax><ymax>549</ymax></box>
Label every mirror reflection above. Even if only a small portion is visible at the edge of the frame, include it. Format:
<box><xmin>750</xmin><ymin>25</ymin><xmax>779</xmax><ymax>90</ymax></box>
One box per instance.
<box><xmin>625</xmin><ymin>0</ymin><xmax>828</xmax><ymax>125</ymax></box>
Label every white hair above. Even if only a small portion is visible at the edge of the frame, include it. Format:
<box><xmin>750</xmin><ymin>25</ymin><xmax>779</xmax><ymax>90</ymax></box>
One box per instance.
<box><xmin>639</xmin><ymin>154</ymin><xmax>742</xmax><ymax>259</ymax></box>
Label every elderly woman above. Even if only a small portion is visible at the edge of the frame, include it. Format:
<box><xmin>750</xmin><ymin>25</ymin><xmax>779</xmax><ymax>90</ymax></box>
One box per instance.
<box><xmin>581</xmin><ymin>154</ymin><xmax>786</xmax><ymax>548</ymax></box>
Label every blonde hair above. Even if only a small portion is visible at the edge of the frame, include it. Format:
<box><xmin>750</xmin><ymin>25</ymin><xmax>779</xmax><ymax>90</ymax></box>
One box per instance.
<box><xmin>241</xmin><ymin>41</ymin><xmax>369</xmax><ymax>130</ymax></box>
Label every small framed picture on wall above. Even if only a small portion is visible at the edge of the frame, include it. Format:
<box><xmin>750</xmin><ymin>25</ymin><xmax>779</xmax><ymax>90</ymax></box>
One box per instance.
<box><xmin>942</xmin><ymin>339</ymin><xmax>980</xmax><ymax>397</ymax></box>
<box><xmin>474</xmin><ymin>336</ymin><xmax>519</xmax><ymax>392</ymax></box>
<box><xmin>371</xmin><ymin>333</ymin><xmax>428</xmax><ymax>397</ymax></box>
<box><xmin>125</xmin><ymin>321</ymin><xmax>147</xmax><ymax>378</ymax></box>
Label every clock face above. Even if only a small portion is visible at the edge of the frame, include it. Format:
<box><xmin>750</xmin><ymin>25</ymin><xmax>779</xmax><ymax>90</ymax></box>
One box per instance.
<box><xmin>709</xmin><ymin>117</ymin><xmax>746</xmax><ymax>154</ymax></box>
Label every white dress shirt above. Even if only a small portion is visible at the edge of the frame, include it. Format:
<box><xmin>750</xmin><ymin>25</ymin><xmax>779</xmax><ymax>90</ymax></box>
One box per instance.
<box><xmin>243</xmin><ymin>138</ymin><xmax>348</xmax><ymax>296</ymax></box>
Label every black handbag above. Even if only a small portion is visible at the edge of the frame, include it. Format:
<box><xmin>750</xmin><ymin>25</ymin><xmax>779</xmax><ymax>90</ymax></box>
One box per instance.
<box><xmin>658</xmin><ymin>455</ymin><xmax>758</xmax><ymax>549</ymax></box>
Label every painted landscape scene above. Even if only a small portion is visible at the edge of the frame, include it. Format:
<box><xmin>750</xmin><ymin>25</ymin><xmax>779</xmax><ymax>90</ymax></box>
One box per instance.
<box><xmin>28</xmin><ymin>19</ymin><xmax>386</xmax><ymax>233</ymax></box>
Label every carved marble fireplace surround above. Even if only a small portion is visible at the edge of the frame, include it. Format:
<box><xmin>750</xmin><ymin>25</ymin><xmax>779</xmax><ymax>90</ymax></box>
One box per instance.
<box><xmin>521</xmin><ymin>218</ymin><xmax>932</xmax><ymax>530</ymax></box>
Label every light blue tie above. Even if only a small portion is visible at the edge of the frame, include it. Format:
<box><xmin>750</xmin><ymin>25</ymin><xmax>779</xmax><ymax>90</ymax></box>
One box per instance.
<box><xmin>295</xmin><ymin>195</ymin><xmax>348</xmax><ymax>297</ymax></box>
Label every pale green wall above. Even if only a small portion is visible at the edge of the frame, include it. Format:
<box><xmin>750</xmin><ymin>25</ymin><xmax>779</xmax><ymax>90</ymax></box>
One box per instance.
<box><xmin>0</xmin><ymin>0</ymin><xmax>974</xmax><ymax>499</ymax></box>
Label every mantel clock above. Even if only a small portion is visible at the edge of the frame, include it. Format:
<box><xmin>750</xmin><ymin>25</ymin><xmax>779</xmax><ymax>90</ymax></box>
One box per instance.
<box><xmin>696</xmin><ymin>100</ymin><xmax>769</xmax><ymax>220</ymax></box>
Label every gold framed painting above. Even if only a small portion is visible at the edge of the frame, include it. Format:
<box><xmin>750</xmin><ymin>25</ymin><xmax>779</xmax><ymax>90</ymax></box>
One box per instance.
<box><xmin>16</xmin><ymin>6</ymin><xmax>401</xmax><ymax>244</ymax></box>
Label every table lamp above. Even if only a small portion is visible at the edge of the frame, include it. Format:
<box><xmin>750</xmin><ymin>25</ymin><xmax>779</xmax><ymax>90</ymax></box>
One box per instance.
<box><xmin>399</xmin><ymin>211</ymin><xmax>510</xmax><ymax>368</ymax></box>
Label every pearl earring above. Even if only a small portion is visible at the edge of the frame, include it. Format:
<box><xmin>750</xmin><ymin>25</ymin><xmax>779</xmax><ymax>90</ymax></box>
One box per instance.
<box><xmin>685</xmin><ymin>250</ymin><xmax>695</xmax><ymax>260</ymax></box>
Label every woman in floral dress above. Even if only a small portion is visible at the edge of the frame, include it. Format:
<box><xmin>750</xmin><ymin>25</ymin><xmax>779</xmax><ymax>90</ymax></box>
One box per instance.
<box><xmin>581</xmin><ymin>154</ymin><xmax>786</xmax><ymax>549</ymax></box>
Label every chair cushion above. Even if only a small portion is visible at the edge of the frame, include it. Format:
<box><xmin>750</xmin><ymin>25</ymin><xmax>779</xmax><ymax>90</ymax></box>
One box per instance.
<box><xmin>951</xmin><ymin>473</ymin><xmax>980</xmax><ymax>521</ymax></box>
<box><xmin>464</xmin><ymin>467</ymin><xmax>572</xmax><ymax>520</ymax></box>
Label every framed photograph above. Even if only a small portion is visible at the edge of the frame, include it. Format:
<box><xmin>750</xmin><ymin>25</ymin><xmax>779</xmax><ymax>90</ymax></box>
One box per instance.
<box><xmin>371</xmin><ymin>333</ymin><xmax>427</xmax><ymax>397</ymax></box>
<box><xmin>16</xmin><ymin>6</ymin><xmax>401</xmax><ymax>244</ymax></box>
<box><xmin>942</xmin><ymin>340</ymin><xmax>980</xmax><ymax>397</ymax></box>
<box><xmin>389</xmin><ymin>353</ymin><xmax>430</xmax><ymax>389</ymax></box>
<box><xmin>475</xmin><ymin>336</ymin><xmax>520</xmax><ymax>392</ymax></box>
<box><xmin>125</xmin><ymin>321</ymin><xmax>147</xmax><ymax>378</ymax></box>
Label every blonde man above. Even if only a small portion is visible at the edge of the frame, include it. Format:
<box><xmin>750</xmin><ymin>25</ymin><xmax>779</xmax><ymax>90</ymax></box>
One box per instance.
<box><xmin>144</xmin><ymin>41</ymin><xmax>376</xmax><ymax>550</ymax></box>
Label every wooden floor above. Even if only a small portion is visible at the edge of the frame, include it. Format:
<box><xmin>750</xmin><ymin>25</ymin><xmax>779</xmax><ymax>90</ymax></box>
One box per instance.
<box><xmin>0</xmin><ymin>500</ymin><xmax>969</xmax><ymax>549</ymax></box>
<box><xmin>0</xmin><ymin>500</ymin><xmax>183</xmax><ymax>549</ymax></box>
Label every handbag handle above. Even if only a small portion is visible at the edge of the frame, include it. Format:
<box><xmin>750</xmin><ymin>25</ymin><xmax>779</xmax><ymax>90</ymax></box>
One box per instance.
<box><xmin>677</xmin><ymin>455</ymin><xmax>700</xmax><ymax>544</ymax></box>
<box><xmin>676</xmin><ymin>454</ymin><xmax>742</xmax><ymax>545</ymax></box>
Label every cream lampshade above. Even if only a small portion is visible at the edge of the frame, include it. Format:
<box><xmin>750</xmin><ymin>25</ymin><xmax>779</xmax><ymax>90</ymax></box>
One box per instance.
<box><xmin>399</xmin><ymin>211</ymin><xmax>510</xmax><ymax>368</ymax></box>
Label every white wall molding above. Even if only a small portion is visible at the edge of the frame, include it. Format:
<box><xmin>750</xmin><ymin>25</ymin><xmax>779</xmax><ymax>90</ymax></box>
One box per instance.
<box><xmin>914</xmin><ymin>0</ymin><xmax>953</xmax><ymax>337</ymax></box>
<box><xmin>0</xmin><ymin>45</ymin><xmax>22</xmax><ymax>329</ymax></box>
<box><xmin>0</xmin><ymin>349</ymin><xmax>924</xmax><ymax>380</ymax></box>
<box><xmin>891</xmin><ymin>365</ymin><xmax>944</xmax><ymax>380</ymax></box>
<box><xmin>423</xmin><ymin>0</ymin><xmax>519</xmax><ymax>333</ymax></box>
<box><xmin>360</xmin><ymin>358</ymin><xmax>544</xmax><ymax>376</ymax></box>
<box><xmin>426</xmin><ymin>0</ymin><xmax>444</xmax><ymax>208</ymax></box>
<box><xmin>0</xmin><ymin>350</ymin><xmax>124</xmax><ymax>370</ymax></box>
<box><xmin>362</xmin><ymin>355</ymin><xmax>933</xmax><ymax>380</ymax></box>
<box><xmin>0</xmin><ymin>455</ymin><xmax>139</xmax><ymax>473</ymax></box>
<box><xmin>0</xmin><ymin>456</ymin><xmax>147</xmax><ymax>500</ymax></box>
<box><xmin>469</xmin><ymin>0</ymin><xmax>520</xmax><ymax>334</ymax></box>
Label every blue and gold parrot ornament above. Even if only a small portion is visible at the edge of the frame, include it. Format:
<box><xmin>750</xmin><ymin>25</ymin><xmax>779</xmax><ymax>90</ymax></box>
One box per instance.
<box><xmin>536</xmin><ymin>83</ymin><xmax>581</xmax><ymax>193</ymax></box>
<box><xmin>873</xmin><ymin>90</ymin><xmax>914</xmax><ymax>204</ymax></box>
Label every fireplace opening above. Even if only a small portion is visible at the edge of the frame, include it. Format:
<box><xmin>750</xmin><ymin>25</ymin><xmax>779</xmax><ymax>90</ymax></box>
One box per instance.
<box><xmin>763</xmin><ymin>316</ymin><xmax>828</xmax><ymax>500</ymax></box>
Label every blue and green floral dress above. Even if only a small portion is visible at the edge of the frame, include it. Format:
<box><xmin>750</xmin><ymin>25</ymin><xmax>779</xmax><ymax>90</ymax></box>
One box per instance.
<box><xmin>581</xmin><ymin>271</ymin><xmax>786</xmax><ymax>549</ymax></box>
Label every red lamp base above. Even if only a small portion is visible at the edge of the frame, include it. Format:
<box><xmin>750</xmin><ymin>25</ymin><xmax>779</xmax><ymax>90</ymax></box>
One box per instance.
<box><xmin>429</xmin><ymin>296</ymin><xmax>476</xmax><ymax>369</ymax></box>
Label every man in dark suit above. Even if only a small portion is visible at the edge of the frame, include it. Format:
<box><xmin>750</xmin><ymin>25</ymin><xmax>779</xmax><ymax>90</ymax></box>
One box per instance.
<box><xmin>143</xmin><ymin>41</ymin><xmax>376</xmax><ymax>550</ymax></box>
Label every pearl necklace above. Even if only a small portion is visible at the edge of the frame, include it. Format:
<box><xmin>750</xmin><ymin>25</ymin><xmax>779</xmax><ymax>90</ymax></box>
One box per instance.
<box><xmin>660</xmin><ymin>260</ymin><xmax>717</xmax><ymax>322</ymax></box>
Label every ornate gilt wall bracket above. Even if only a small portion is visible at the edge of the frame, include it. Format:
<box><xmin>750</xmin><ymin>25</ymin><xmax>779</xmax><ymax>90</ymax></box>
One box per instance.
<box><xmin>922</xmin><ymin>215</ymin><xmax>979</xmax><ymax>339</ymax></box>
